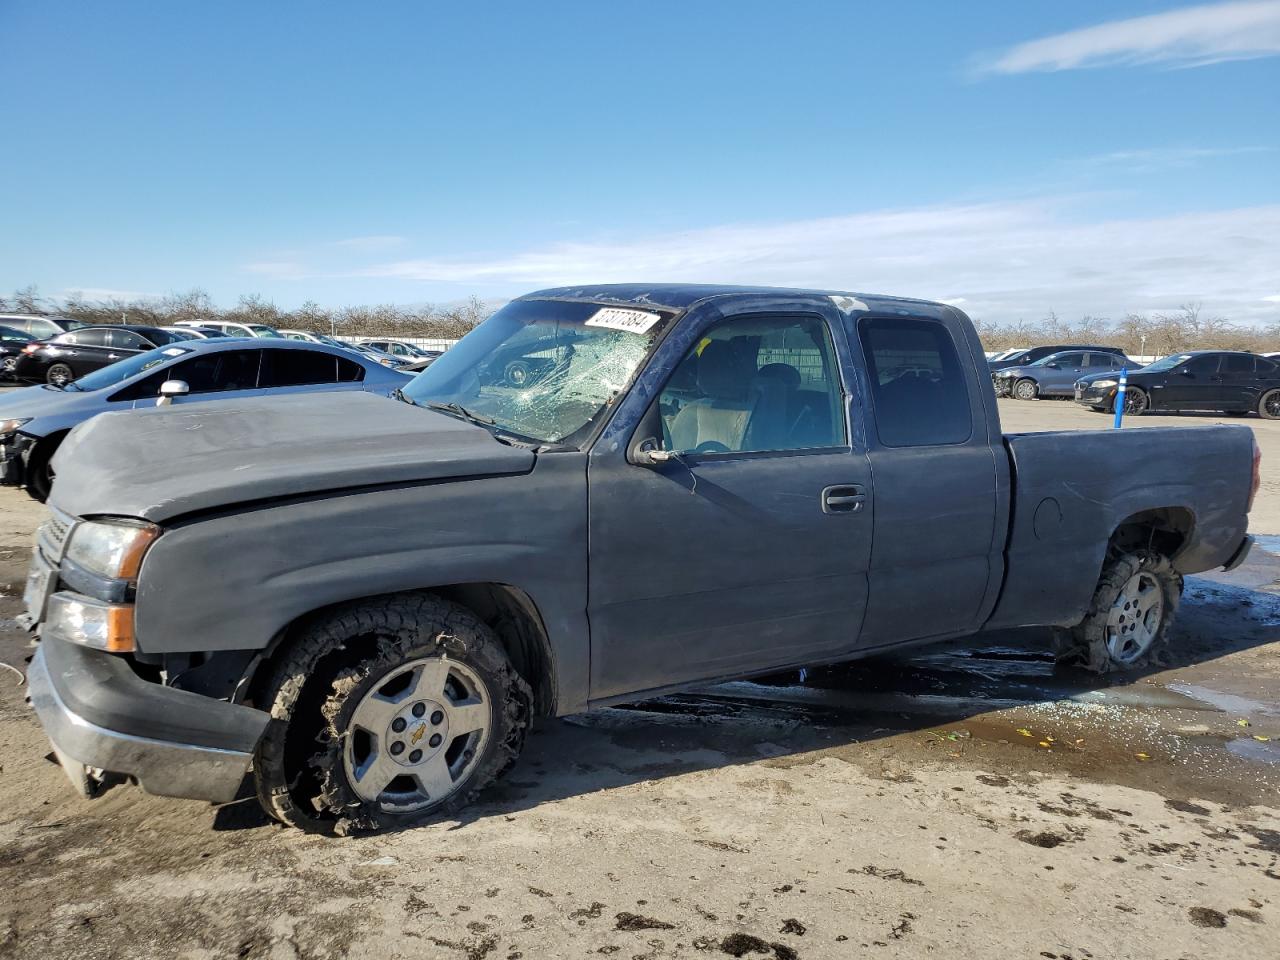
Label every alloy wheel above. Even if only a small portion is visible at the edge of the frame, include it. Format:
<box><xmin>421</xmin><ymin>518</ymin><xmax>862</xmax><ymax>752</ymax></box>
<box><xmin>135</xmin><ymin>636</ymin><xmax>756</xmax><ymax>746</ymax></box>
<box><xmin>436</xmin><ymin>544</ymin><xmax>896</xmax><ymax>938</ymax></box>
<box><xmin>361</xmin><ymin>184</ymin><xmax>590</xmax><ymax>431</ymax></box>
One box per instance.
<box><xmin>1105</xmin><ymin>571</ymin><xmax>1164</xmax><ymax>664</ymax></box>
<box><xmin>342</xmin><ymin>657</ymin><xmax>492</xmax><ymax>813</ymax></box>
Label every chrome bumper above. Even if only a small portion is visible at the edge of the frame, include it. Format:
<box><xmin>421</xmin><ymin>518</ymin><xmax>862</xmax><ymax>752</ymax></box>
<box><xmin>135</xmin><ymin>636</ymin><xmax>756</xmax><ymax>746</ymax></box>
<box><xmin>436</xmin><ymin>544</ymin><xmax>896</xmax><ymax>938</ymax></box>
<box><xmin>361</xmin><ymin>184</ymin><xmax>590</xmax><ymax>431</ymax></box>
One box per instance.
<box><xmin>26</xmin><ymin>642</ymin><xmax>268</xmax><ymax>803</ymax></box>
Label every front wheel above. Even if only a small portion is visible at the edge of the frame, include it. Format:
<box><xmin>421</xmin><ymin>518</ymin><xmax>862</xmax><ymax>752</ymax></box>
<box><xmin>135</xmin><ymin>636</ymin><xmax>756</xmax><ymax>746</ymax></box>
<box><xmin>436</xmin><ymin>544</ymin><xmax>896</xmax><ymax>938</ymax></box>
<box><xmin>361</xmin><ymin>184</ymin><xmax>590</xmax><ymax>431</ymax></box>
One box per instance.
<box><xmin>1258</xmin><ymin>389</ymin><xmax>1280</xmax><ymax>420</ymax></box>
<box><xmin>1056</xmin><ymin>551</ymin><xmax>1182</xmax><ymax>672</ymax></box>
<box><xmin>1013</xmin><ymin>378</ymin><xmax>1039</xmax><ymax>400</ymax></box>
<box><xmin>1120</xmin><ymin>386</ymin><xmax>1148</xmax><ymax>415</ymax></box>
<box><xmin>45</xmin><ymin>363</ymin><xmax>75</xmax><ymax>388</ymax></box>
<box><xmin>254</xmin><ymin>594</ymin><xmax>532</xmax><ymax>834</ymax></box>
<box><xmin>25</xmin><ymin>436</ymin><xmax>61</xmax><ymax>502</ymax></box>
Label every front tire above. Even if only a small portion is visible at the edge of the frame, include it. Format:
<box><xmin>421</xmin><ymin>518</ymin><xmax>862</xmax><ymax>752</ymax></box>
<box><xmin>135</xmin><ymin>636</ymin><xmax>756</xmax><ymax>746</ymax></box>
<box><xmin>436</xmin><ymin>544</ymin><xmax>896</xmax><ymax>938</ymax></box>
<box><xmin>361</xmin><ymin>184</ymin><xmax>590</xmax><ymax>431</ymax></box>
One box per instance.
<box><xmin>45</xmin><ymin>363</ymin><xmax>74</xmax><ymax>388</ymax></box>
<box><xmin>1258</xmin><ymin>389</ymin><xmax>1280</xmax><ymax>420</ymax></box>
<box><xmin>1013</xmin><ymin>378</ymin><xmax>1039</xmax><ymax>400</ymax></box>
<box><xmin>1056</xmin><ymin>551</ymin><xmax>1182</xmax><ymax>673</ymax></box>
<box><xmin>1121</xmin><ymin>386</ymin><xmax>1149</xmax><ymax>415</ymax></box>
<box><xmin>253</xmin><ymin>593</ymin><xmax>532</xmax><ymax>834</ymax></box>
<box><xmin>24</xmin><ymin>437</ymin><xmax>60</xmax><ymax>502</ymax></box>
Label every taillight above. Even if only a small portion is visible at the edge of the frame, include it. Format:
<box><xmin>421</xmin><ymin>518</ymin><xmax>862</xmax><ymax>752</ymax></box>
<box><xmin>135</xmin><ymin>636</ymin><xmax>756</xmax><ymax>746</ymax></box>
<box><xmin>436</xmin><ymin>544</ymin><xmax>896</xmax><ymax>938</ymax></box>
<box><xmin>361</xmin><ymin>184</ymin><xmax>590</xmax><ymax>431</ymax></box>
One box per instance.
<box><xmin>1248</xmin><ymin>438</ymin><xmax>1261</xmax><ymax>513</ymax></box>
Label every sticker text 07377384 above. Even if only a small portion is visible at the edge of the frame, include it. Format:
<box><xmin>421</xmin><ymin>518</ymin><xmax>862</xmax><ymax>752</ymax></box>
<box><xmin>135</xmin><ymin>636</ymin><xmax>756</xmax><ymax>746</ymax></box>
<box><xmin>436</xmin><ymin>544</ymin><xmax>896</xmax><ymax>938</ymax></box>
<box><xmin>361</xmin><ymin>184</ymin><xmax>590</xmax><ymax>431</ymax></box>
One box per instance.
<box><xmin>584</xmin><ymin>308</ymin><xmax>662</xmax><ymax>335</ymax></box>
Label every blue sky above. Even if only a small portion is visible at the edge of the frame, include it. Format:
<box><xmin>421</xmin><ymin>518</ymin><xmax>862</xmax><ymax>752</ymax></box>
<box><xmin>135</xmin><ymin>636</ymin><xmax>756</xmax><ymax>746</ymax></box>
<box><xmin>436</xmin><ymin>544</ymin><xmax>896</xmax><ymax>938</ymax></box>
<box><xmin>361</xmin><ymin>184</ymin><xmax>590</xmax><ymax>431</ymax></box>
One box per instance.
<box><xmin>3</xmin><ymin>0</ymin><xmax>1278</xmax><ymax>324</ymax></box>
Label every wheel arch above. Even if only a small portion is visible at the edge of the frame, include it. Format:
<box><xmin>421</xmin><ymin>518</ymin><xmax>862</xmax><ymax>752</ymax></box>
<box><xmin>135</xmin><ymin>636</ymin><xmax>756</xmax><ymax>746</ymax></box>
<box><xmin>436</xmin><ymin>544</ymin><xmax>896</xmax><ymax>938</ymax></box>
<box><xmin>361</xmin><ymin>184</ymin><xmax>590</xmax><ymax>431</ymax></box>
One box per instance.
<box><xmin>245</xmin><ymin>583</ymin><xmax>558</xmax><ymax>718</ymax></box>
<box><xmin>1107</xmin><ymin>506</ymin><xmax>1195</xmax><ymax>563</ymax></box>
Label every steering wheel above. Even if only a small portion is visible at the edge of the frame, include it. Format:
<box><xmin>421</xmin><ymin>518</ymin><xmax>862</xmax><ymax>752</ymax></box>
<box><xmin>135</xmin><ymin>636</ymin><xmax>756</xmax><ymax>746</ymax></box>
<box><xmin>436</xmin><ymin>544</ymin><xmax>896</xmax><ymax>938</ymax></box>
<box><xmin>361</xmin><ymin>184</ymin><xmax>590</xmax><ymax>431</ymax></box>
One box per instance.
<box><xmin>694</xmin><ymin>440</ymin><xmax>731</xmax><ymax>454</ymax></box>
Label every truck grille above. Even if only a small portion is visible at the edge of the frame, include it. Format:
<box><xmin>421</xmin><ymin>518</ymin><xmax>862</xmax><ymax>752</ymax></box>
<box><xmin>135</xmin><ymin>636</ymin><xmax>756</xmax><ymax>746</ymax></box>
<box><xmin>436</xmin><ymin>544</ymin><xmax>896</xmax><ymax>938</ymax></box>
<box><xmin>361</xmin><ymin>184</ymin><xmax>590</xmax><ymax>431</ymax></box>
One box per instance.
<box><xmin>37</xmin><ymin>507</ymin><xmax>76</xmax><ymax>562</ymax></box>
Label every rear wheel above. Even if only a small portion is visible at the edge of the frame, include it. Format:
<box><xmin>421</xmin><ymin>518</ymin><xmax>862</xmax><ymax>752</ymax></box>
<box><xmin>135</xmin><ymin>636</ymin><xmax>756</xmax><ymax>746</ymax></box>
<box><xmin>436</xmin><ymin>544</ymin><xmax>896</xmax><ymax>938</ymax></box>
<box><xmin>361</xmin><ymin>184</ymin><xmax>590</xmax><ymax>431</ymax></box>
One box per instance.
<box><xmin>1013</xmin><ymin>378</ymin><xmax>1039</xmax><ymax>400</ymax></box>
<box><xmin>45</xmin><ymin>363</ymin><xmax>74</xmax><ymax>388</ymax></box>
<box><xmin>1258</xmin><ymin>389</ymin><xmax>1280</xmax><ymax>420</ymax></box>
<box><xmin>1121</xmin><ymin>386</ymin><xmax>1148</xmax><ymax>415</ymax></box>
<box><xmin>253</xmin><ymin>593</ymin><xmax>532</xmax><ymax>834</ymax></box>
<box><xmin>504</xmin><ymin>360</ymin><xmax>532</xmax><ymax>387</ymax></box>
<box><xmin>1056</xmin><ymin>551</ymin><xmax>1182</xmax><ymax>672</ymax></box>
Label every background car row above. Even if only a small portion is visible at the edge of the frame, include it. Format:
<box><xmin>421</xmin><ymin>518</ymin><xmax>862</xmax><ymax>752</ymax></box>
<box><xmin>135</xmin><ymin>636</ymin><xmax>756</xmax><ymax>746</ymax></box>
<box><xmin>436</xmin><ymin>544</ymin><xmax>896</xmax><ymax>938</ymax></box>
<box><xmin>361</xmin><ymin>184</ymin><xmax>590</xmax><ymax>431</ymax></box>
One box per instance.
<box><xmin>0</xmin><ymin>338</ymin><xmax>412</xmax><ymax>500</ymax></box>
<box><xmin>987</xmin><ymin>343</ymin><xmax>1280</xmax><ymax>419</ymax></box>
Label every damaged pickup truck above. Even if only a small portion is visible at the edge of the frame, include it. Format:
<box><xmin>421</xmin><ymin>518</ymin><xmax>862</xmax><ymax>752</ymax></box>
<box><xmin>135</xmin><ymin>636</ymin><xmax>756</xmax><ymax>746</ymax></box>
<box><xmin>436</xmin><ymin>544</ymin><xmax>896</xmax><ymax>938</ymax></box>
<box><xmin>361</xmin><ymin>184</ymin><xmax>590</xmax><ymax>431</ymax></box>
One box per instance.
<box><xmin>23</xmin><ymin>285</ymin><xmax>1259</xmax><ymax>833</ymax></box>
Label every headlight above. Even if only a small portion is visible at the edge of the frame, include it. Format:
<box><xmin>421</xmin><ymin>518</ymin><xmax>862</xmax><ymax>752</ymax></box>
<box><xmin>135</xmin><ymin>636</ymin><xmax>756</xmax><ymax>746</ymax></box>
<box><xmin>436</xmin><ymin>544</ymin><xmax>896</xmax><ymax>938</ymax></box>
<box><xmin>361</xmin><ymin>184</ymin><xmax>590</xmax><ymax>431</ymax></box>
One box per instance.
<box><xmin>0</xmin><ymin>417</ymin><xmax>31</xmax><ymax>436</ymax></box>
<box><xmin>64</xmin><ymin>519</ymin><xmax>161</xmax><ymax>580</ymax></box>
<box><xmin>1090</xmin><ymin>379</ymin><xmax>1118</xmax><ymax>389</ymax></box>
<box><xmin>44</xmin><ymin>591</ymin><xmax>135</xmax><ymax>652</ymax></box>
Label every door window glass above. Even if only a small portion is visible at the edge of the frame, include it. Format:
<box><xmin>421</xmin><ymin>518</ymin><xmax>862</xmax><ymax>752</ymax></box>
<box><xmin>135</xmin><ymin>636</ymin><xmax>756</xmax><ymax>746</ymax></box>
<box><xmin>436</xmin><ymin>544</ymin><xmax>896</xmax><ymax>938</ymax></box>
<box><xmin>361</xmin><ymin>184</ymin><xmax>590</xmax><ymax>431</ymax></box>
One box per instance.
<box><xmin>107</xmin><ymin>330</ymin><xmax>147</xmax><ymax>350</ymax></box>
<box><xmin>1221</xmin><ymin>354</ymin><xmax>1255</xmax><ymax>374</ymax></box>
<box><xmin>858</xmin><ymin>317</ymin><xmax>972</xmax><ymax>447</ymax></box>
<box><xmin>1181</xmin><ymin>355</ymin><xmax>1221</xmax><ymax>375</ymax></box>
<box><xmin>260</xmin><ymin>348</ymin><xmax>344</xmax><ymax>387</ymax></box>
<box><xmin>659</xmin><ymin>315</ymin><xmax>845</xmax><ymax>454</ymax></box>
<box><xmin>56</xmin><ymin>328</ymin><xmax>109</xmax><ymax>347</ymax></box>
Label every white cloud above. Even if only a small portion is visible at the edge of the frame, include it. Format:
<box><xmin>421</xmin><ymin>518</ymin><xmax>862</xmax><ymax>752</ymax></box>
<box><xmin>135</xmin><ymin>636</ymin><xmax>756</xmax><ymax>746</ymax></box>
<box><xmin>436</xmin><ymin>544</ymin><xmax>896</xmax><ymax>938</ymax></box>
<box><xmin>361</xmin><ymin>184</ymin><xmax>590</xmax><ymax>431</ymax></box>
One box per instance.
<box><xmin>352</xmin><ymin>200</ymin><xmax>1280</xmax><ymax>325</ymax></box>
<box><xmin>1076</xmin><ymin>145</ymin><xmax>1275</xmax><ymax>172</ymax></box>
<box><xmin>981</xmin><ymin>0</ymin><xmax>1280</xmax><ymax>74</ymax></box>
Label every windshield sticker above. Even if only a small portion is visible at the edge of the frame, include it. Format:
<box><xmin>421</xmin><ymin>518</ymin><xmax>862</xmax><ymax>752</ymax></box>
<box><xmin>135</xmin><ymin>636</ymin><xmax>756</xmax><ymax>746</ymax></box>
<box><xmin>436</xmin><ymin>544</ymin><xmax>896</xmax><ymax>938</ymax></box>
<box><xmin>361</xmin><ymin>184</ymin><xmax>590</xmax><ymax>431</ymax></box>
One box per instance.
<box><xmin>161</xmin><ymin>347</ymin><xmax>188</xmax><ymax>357</ymax></box>
<box><xmin>585</xmin><ymin>307</ymin><xmax>662</xmax><ymax>335</ymax></box>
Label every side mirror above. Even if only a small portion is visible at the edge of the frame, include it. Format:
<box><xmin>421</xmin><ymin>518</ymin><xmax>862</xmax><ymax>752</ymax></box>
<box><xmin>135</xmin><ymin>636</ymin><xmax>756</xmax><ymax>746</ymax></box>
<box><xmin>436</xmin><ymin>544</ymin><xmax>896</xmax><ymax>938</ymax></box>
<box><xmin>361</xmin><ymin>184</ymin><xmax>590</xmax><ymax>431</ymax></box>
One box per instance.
<box><xmin>1178</xmin><ymin>368</ymin><xmax>1194</xmax><ymax>377</ymax></box>
<box><xmin>156</xmin><ymin>379</ymin><xmax>190</xmax><ymax>407</ymax></box>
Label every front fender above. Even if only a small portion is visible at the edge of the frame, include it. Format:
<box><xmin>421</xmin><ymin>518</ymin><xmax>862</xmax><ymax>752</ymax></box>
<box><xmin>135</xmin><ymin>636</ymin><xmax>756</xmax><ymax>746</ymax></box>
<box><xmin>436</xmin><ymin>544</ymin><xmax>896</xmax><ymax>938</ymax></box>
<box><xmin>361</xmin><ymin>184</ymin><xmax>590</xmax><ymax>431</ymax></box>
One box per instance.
<box><xmin>134</xmin><ymin>455</ymin><xmax>592</xmax><ymax>713</ymax></box>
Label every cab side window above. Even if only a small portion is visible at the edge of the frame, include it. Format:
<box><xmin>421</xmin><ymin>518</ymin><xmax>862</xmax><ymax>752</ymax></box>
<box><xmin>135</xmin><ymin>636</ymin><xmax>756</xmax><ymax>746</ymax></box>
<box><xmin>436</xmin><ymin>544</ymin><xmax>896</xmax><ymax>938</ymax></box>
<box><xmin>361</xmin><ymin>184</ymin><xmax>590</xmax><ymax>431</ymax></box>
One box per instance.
<box><xmin>1182</xmin><ymin>355</ymin><xmax>1220</xmax><ymax>375</ymax></box>
<box><xmin>260</xmin><ymin>348</ymin><xmax>349</xmax><ymax>387</ymax></box>
<box><xmin>659</xmin><ymin>315</ymin><xmax>845</xmax><ymax>455</ymax></box>
<box><xmin>1221</xmin><ymin>354</ymin><xmax>1255</xmax><ymax>375</ymax></box>
<box><xmin>858</xmin><ymin>317</ymin><xmax>971</xmax><ymax>447</ymax></box>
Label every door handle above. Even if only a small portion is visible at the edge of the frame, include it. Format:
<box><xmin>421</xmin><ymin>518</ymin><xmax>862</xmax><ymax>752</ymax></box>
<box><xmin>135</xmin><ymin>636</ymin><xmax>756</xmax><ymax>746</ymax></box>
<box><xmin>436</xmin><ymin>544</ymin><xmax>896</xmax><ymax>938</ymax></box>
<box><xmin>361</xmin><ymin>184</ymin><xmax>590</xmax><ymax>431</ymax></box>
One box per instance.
<box><xmin>822</xmin><ymin>484</ymin><xmax>866</xmax><ymax>514</ymax></box>
<box><xmin>107</xmin><ymin>353</ymin><xmax>119</xmax><ymax>360</ymax></box>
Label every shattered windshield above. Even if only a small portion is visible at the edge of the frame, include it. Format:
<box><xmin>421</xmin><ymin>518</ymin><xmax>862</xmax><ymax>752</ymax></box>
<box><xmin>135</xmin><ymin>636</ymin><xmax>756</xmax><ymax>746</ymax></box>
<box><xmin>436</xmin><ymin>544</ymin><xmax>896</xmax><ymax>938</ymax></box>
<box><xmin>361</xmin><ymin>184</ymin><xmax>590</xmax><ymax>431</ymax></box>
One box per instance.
<box><xmin>402</xmin><ymin>299</ymin><xmax>674</xmax><ymax>445</ymax></box>
<box><xmin>1140</xmin><ymin>353</ymin><xmax>1194</xmax><ymax>373</ymax></box>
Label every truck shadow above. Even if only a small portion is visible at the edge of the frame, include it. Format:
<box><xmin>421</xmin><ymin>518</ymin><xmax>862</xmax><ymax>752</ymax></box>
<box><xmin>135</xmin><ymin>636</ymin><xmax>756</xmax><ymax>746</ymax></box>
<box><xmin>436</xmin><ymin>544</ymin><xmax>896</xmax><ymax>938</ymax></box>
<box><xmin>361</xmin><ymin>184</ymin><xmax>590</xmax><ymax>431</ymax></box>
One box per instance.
<box><xmin>212</xmin><ymin>571</ymin><xmax>1280</xmax><ymax>834</ymax></box>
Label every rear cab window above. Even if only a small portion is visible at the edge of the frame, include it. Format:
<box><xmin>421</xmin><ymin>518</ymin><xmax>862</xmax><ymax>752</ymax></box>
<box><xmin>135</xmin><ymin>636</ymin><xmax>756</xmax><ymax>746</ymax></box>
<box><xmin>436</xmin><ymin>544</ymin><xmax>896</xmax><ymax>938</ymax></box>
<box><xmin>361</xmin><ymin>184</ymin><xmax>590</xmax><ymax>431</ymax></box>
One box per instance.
<box><xmin>858</xmin><ymin>317</ymin><xmax>972</xmax><ymax>447</ymax></box>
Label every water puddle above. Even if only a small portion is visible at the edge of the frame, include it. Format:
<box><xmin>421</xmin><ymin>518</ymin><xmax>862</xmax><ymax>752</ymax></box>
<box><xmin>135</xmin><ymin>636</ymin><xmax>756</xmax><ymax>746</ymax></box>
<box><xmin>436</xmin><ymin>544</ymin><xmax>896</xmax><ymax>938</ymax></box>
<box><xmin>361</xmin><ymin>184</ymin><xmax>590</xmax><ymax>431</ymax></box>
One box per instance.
<box><xmin>1166</xmin><ymin>682</ymin><xmax>1280</xmax><ymax>717</ymax></box>
<box><xmin>1226</xmin><ymin>737</ymin><xmax>1280</xmax><ymax>765</ymax></box>
<box><xmin>1252</xmin><ymin>534</ymin><xmax>1280</xmax><ymax>557</ymax></box>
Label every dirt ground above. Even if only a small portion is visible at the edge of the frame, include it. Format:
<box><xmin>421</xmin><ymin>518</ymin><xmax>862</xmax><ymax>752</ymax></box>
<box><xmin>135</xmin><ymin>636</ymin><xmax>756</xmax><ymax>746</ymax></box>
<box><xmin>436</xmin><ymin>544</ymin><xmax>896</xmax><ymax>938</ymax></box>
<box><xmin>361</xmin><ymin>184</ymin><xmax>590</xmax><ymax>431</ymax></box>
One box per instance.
<box><xmin>1</xmin><ymin>398</ymin><xmax>1278</xmax><ymax>960</ymax></box>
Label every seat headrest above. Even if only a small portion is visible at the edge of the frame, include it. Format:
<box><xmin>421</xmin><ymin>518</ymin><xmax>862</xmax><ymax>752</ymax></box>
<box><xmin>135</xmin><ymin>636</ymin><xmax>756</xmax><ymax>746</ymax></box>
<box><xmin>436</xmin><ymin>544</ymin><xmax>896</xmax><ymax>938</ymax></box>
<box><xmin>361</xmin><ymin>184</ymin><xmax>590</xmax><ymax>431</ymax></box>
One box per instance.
<box><xmin>697</xmin><ymin>341</ymin><xmax>749</xmax><ymax>400</ymax></box>
<box><xmin>757</xmin><ymin>363</ymin><xmax>801</xmax><ymax>389</ymax></box>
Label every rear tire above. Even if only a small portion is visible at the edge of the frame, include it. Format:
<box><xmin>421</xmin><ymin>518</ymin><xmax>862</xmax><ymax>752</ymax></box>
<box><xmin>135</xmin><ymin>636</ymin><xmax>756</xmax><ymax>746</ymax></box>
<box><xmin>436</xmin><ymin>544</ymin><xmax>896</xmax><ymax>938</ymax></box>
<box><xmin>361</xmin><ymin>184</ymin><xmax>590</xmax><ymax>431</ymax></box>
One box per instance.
<box><xmin>45</xmin><ymin>363</ymin><xmax>74</xmax><ymax>388</ymax></box>
<box><xmin>1258</xmin><ymin>389</ymin><xmax>1280</xmax><ymax>420</ymax></box>
<box><xmin>1056</xmin><ymin>551</ymin><xmax>1182</xmax><ymax>673</ymax></box>
<box><xmin>1013</xmin><ymin>378</ymin><xmax>1039</xmax><ymax>401</ymax></box>
<box><xmin>253</xmin><ymin>593</ymin><xmax>532</xmax><ymax>834</ymax></box>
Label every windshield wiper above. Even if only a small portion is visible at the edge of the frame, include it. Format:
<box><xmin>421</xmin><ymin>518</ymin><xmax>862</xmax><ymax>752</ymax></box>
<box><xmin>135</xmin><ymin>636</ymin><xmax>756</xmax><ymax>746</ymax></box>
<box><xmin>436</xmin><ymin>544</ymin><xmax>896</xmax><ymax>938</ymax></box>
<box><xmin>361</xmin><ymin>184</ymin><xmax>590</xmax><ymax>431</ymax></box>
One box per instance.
<box><xmin>426</xmin><ymin>401</ymin><xmax>496</xmax><ymax>426</ymax></box>
<box><xmin>391</xmin><ymin>387</ymin><xmax>415</xmax><ymax>406</ymax></box>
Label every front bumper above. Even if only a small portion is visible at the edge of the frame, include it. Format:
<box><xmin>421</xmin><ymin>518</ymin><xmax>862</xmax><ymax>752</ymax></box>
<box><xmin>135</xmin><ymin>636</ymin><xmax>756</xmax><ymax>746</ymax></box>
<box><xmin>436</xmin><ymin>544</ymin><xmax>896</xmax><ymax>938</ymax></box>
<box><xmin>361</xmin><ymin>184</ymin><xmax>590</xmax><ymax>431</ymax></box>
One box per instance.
<box><xmin>26</xmin><ymin>637</ymin><xmax>270</xmax><ymax>803</ymax></box>
<box><xmin>1073</xmin><ymin>383</ymin><xmax>1115</xmax><ymax>408</ymax></box>
<box><xmin>0</xmin><ymin>432</ymin><xmax>35</xmax><ymax>486</ymax></box>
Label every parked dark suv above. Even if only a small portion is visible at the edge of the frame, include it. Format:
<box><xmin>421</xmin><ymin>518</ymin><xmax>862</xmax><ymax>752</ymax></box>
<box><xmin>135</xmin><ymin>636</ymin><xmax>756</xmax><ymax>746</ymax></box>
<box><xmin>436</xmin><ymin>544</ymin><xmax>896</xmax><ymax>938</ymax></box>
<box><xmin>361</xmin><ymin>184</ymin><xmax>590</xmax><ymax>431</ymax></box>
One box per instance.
<box><xmin>13</xmin><ymin>325</ymin><xmax>186</xmax><ymax>386</ymax></box>
<box><xmin>0</xmin><ymin>314</ymin><xmax>86</xmax><ymax>341</ymax></box>
<box><xmin>988</xmin><ymin>344</ymin><xmax>1125</xmax><ymax>372</ymax></box>
<box><xmin>1075</xmin><ymin>351</ymin><xmax>1280</xmax><ymax>418</ymax></box>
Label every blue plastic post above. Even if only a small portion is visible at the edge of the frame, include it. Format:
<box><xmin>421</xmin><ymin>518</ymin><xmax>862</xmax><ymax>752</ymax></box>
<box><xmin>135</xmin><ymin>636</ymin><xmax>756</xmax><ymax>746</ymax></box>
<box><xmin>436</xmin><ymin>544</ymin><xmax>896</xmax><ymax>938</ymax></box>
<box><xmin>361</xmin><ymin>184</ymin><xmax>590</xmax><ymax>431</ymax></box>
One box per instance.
<box><xmin>1113</xmin><ymin>368</ymin><xmax>1128</xmax><ymax>428</ymax></box>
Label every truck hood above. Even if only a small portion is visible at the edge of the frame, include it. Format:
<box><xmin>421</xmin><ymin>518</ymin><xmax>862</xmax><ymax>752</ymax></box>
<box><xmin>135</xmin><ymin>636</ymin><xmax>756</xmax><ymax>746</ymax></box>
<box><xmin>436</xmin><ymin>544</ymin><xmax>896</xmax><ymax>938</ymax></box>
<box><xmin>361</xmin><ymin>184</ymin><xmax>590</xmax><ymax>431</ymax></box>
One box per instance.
<box><xmin>48</xmin><ymin>392</ymin><xmax>536</xmax><ymax>522</ymax></box>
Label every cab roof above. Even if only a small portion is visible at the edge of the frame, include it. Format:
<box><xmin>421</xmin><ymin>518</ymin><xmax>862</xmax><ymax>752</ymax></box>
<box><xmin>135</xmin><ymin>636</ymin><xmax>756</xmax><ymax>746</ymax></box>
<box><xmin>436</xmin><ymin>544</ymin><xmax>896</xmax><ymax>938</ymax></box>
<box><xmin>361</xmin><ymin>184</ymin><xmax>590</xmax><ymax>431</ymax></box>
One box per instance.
<box><xmin>520</xmin><ymin>283</ymin><xmax>954</xmax><ymax>316</ymax></box>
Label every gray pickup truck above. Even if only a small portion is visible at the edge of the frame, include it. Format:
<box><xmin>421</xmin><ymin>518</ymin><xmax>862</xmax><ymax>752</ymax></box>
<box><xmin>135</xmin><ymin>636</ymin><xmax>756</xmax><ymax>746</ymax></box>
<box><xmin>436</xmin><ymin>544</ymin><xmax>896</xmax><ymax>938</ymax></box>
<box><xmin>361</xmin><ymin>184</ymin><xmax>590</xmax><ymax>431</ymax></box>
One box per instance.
<box><xmin>23</xmin><ymin>284</ymin><xmax>1258</xmax><ymax>834</ymax></box>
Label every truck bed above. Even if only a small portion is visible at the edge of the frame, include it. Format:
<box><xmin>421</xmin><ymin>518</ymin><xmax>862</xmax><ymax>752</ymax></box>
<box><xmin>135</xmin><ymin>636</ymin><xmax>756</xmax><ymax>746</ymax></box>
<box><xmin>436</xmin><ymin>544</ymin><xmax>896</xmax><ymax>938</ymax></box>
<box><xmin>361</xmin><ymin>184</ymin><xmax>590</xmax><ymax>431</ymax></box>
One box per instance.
<box><xmin>983</xmin><ymin>424</ymin><xmax>1255</xmax><ymax>631</ymax></box>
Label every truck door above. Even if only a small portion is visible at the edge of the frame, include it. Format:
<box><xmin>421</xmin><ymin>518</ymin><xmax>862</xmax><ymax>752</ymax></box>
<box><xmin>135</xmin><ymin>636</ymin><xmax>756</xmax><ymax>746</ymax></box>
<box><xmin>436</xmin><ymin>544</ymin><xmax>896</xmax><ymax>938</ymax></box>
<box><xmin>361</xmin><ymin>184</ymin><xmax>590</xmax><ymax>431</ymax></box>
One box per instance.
<box><xmin>586</xmin><ymin>304</ymin><xmax>873</xmax><ymax>702</ymax></box>
<box><xmin>850</xmin><ymin>314</ymin><xmax>1003</xmax><ymax>646</ymax></box>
